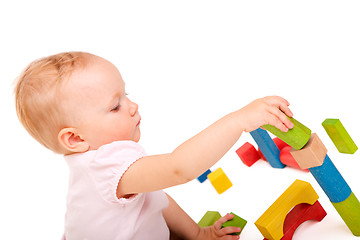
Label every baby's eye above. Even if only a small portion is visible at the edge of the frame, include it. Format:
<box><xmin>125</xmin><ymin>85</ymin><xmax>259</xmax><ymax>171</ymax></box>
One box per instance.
<box><xmin>111</xmin><ymin>104</ymin><xmax>120</xmax><ymax>112</ymax></box>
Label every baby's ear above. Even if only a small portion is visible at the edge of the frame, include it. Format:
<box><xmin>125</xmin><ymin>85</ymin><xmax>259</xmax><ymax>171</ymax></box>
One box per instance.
<box><xmin>58</xmin><ymin>128</ymin><xmax>89</xmax><ymax>153</ymax></box>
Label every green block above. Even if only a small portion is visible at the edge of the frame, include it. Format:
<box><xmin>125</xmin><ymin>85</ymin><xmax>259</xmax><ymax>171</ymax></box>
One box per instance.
<box><xmin>322</xmin><ymin>118</ymin><xmax>358</xmax><ymax>154</ymax></box>
<box><xmin>262</xmin><ymin>117</ymin><xmax>312</xmax><ymax>150</ymax></box>
<box><xmin>198</xmin><ymin>211</ymin><xmax>221</xmax><ymax>227</ymax></box>
<box><xmin>221</xmin><ymin>212</ymin><xmax>247</xmax><ymax>235</ymax></box>
<box><xmin>332</xmin><ymin>192</ymin><xmax>360</xmax><ymax>236</ymax></box>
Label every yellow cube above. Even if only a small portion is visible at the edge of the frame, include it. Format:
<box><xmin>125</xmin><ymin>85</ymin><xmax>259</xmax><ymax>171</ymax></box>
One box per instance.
<box><xmin>208</xmin><ymin>168</ymin><xmax>232</xmax><ymax>194</ymax></box>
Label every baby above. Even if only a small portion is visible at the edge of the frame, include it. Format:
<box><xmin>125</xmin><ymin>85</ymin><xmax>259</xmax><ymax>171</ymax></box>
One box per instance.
<box><xmin>14</xmin><ymin>52</ymin><xmax>294</xmax><ymax>240</ymax></box>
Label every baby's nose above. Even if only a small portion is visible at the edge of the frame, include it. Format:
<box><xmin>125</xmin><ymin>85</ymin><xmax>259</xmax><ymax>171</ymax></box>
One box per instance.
<box><xmin>129</xmin><ymin>100</ymin><xmax>139</xmax><ymax>116</ymax></box>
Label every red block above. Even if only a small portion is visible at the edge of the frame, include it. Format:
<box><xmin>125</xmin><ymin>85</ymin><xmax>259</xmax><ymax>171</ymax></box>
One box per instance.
<box><xmin>280</xmin><ymin>146</ymin><xmax>309</xmax><ymax>172</ymax></box>
<box><xmin>236</xmin><ymin>142</ymin><xmax>261</xmax><ymax>167</ymax></box>
<box><xmin>259</xmin><ymin>137</ymin><xmax>289</xmax><ymax>161</ymax></box>
<box><xmin>264</xmin><ymin>200</ymin><xmax>327</xmax><ymax>240</ymax></box>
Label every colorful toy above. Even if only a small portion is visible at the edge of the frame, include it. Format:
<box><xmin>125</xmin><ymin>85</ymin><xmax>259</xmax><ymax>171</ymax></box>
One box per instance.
<box><xmin>198</xmin><ymin>211</ymin><xmax>221</xmax><ymax>227</ymax></box>
<box><xmin>290</xmin><ymin>133</ymin><xmax>327</xmax><ymax>169</ymax></box>
<box><xmin>263</xmin><ymin>118</ymin><xmax>360</xmax><ymax>236</ymax></box>
<box><xmin>322</xmin><ymin>118</ymin><xmax>358</xmax><ymax>154</ymax></box>
<box><xmin>279</xmin><ymin>146</ymin><xmax>308</xmax><ymax>172</ymax></box>
<box><xmin>250</xmin><ymin>128</ymin><xmax>285</xmax><ymax>168</ymax></box>
<box><xmin>264</xmin><ymin>201</ymin><xmax>327</xmax><ymax>240</ymax></box>
<box><xmin>263</xmin><ymin>117</ymin><xmax>311</xmax><ymax>150</ymax></box>
<box><xmin>235</xmin><ymin>142</ymin><xmax>261</xmax><ymax>167</ymax></box>
<box><xmin>207</xmin><ymin>168</ymin><xmax>232</xmax><ymax>194</ymax></box>
<box><xmin>255</xmin><ymin>179</ymin><xmax>319</xmax><ymax>240</ymax></box>
<box><xmin>221</xmin><ymin>212</ymin><xmax>247</xmax><ymax>235</ymax></box>
<box><xmin>197</xmin><ymin>169</ymin><xmax>212</xmax><ymax>183</ymax></box>
<box><xmin>258</xmin><ymin>137</ymin><xmax>289</xmax><ymax>161</ymax></box>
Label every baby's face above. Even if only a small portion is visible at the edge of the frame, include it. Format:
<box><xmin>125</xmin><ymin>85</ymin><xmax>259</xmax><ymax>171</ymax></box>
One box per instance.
<box><xmin>61</xmin><ymin>56</ymin><xmax>141</xmax><ymax>151</ymax></box>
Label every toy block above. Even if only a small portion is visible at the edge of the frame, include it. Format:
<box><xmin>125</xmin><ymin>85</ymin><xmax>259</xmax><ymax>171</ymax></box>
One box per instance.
<box><xmin>290</xmin><ymin>133</ymin><xmax>327</xmax><ymax>169</ymax></box>
<box><xmin>322</xmin><ymin>118</ymin><xmax>358</xmax><ymax>154</ymax></box>
<box><xmin>279</xmin><ymin>146</ymin><xmax>309</xmax><ymax>172</ymax></box>
<box><xmin>221</xmin><ymin>212</ymin><xmax>247</xmax><ymax>235</ymax></box>
<box><xmin>264</xmin><ymin>201</ymin><xmax>327</xmax><ymax>240</ymax></box>
<box><xmin>198</xmin><ymin>211</ymin><xmax>221</xmax><ymax>227</ymax></box>
<box><xmin>309</xmin><ymin>154</ymin><xmax>351</xmax><ymax>203</ymax></box>
<box><xmin>236</xmin><ymin>142</ymin><xmax>261</xmax><ymax>167</ymax></box>
<box><xmin>259</xmin><ymin>137</ymin><xmax>289</xmax><ymax>161</ymax></box>
<box><xmin>332</xmin><ymin>192</ymin><xmax>360</xmax><ymax>236</ymax></box>
<box><xmin>263</xmin><ymin>117</ymin><xmax>311</xmax><ymax>150</ymax></box>
<box><xmin>208</xmin><ymin>168</ymin><xmax>233</xmax><ymax>194</ymax></box>
<box><xmin>250</xmin><ymin>128</ymin><xmax>285</xmax><ymax>168</ymax></box>
<box><xmin>255</xmin><ymin>179</ymin><xmax>319</xmax><ymax>240</ymax></box>
<box><xmin>197</xmin><ymin>169</ymin><xmax>212</xmax><ymax>183</ymax></box>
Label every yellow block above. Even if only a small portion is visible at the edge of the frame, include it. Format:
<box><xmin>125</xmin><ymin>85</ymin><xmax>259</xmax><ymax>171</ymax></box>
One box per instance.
<box><xmin>208</xmin><ymin>168</ymin><xmax>232</xmax><ymax>194</ymax></box>
<box><xmin>255</xmin><ymin>179</ymin><xmax>319</xmax><ymax>240</ymax></box>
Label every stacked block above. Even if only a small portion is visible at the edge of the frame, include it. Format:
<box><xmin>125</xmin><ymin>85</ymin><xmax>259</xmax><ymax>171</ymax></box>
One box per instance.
<box><xmin>290</xmin><ymin>133</ymin><xmax>327</xmax><ymax>169</ymax></box>
<box><xmin>222</xmin><ymin>212</ymin><xmax>247</xmax><ymax>235</ymax></box>
<box><xmin>255</xmin><ymin>179</ymin><xmax>319</xmax><ymax>240</ymax></box>
<box><xmin>250</xmin><ymin>128</ymin><xmax>285</xmax><ymax>168</ymax></box>
<box><xmin>322</xmin><ymin>118</ymin><xmax>358</xmax><ymax>154</ymax></box>
<box><xmin>207</xmin><ymin>168</ymin><xmax>232</xmax><ymax>194</ymax></box>
<box><xmin>263</xmin><ymin>201</ymin><xmax>327</xmax><ymax>240</ymax></box>
<box><xmin>198</xmin><ymin>211</ymin><xmax>247</xmax><ymax>235</ymax></box>
<box><xmin>263</xmin><ymin>118</ymin><xmax>360</xmax><ymax>236</ymax></box>
<box><xmin>262</xmin><ymin>117</ymin><xmax>311</xmax><ymax>150</ymax></box>
<box><xmin>279</xmin><ymin>146</ymin><xmax>308</xmax><ymax>172</ymax></box>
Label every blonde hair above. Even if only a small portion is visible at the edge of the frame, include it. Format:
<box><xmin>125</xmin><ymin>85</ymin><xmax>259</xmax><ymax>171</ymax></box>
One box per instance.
<box><xmin>14</xmin><ymin>52</ymin><xmax>93</xmax><ymax>154</ymax></box>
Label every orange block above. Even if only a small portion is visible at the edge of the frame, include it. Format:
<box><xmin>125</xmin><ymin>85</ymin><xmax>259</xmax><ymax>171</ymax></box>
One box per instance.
<box><xmin>290</xmin><ymin>133</ymin><xmax>327</xmax><ymax>169</ymax></box>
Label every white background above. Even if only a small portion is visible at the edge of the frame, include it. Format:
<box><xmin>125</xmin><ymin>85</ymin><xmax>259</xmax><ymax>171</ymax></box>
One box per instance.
<box><xmin>1</xmin><ymin>1</ymin><xmax>360</xmax><ymax>239</ymax></box>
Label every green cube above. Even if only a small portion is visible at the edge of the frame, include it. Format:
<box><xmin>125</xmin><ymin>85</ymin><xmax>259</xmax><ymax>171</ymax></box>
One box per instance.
<box><xmin>263</xmin><ymin>117</ymin><xmax>311</xmax><ymax>150</ymax></box>
<box><xmin>221</xmin><ymin>212</ymin><xmax>247</xmax><ymax>235</ymax></box>
<box><xmin>322</xmin><ymin>118</ymin><xmax>358</xmax><ymax>154</ymax></box>
<box><xmin>198</xmin><ymin>211</ymin><xmax>221</xmax><ymax>227</ymax></box>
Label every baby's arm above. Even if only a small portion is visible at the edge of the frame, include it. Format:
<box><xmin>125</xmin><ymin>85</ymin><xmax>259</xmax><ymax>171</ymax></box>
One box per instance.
<box><xmin>117</xmin><ymin>96</ymin><xmax>293</xmax><ymax>197</ymax></box>
<box><xmin>163</xmin><ymin>194</ymin><xmax>241</xmax><ymax>240</ymax></box>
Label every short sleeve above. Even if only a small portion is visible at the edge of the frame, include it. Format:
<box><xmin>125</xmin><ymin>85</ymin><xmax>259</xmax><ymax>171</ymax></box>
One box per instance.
<box><xmin>88</xmin><ymin>141</ymin><xmax>147</xmax><ymax>204</ymax></box>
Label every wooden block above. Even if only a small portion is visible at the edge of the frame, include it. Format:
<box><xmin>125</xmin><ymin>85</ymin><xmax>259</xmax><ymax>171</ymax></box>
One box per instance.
<box><xmin>198</xmin><ymin>211</ymin><xmax>221</xmax><ymax>227</ymax></box>
<box><xmin>258</xmin><ymin>137</ymin><xmax>290</xmax><ymax>161</ymax></box>
<box><xmin>208</xmin><ymin>168</ymin><xmax>233</xmax><ymax>194</ymax></box>
<box><xmin>290</xmin><ymin>133</ymin><xmax>327</xmax><ymax>169</ymax></box>
<box><xmin>222</xmin><ymin>212</ymin><xmax>247</xmax><ymax>235</ymax></box>
<box><xmin>236</xmin><ymin>142</ymin><xmax>261</xmax><ymax>167</ymax></box>
<box><xmin>255</xmin><ymin>179</ymin><xmax>319</xmax><ymax>240</ymax></box>
<box><xmin>309</xmin><ymin>154</ymin><xmax>351</xmax><ymax>203</ymax></box>
<box><xmin>332</xmin><ymin>192</ymin><xmax>360</xmax><ymax>236</ymax></box>
<box><xmin>263</xmin><ymin>117</ymin><xmax>311</xmax><ymax>150</ymax></box>
<box><xmin>264</xmin><ymin>201</ymin><xmax>327</xmax><ymax>240</ymax></box>
<box><xmin>322</xmin><ymin>118</ymin><xmax>358</xmax><ymax>154</ymax></box>
<box><xmin>197</xmin><ymin>169</ymin><xmax>211</xmax><ymax>183</ymax></box>
<box><xmin>279</xmin><ymin>146</ymin><xmax>309</xmax><ymax>172</ymax></box>
<box><xmin>250</xmin><ymin>128</ymin><xmax>285</xmax><ymax>169</ymax></box>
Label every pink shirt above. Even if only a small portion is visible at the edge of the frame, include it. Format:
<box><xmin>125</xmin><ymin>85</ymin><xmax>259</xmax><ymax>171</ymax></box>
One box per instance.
<box><xmin>64</xmin><ymin>141</ymin><xmax>170</xmax><ymax>240</ymax></box>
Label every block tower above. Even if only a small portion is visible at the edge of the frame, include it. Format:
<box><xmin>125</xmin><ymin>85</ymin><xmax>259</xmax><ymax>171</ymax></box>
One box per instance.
<box><xmin>262</xmin><ymin>117</ymin><xmax>360</xmax><ymax>236</ymax></box>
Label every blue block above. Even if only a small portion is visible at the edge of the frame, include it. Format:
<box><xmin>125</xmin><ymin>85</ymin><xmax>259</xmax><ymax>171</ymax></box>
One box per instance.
<box><xmin>309</xmin><ymin>155</ymin><xmax>352</xmax><ymax>203</ymax></box>
<box><xmin>250</xmin><ymin>128</ymin><xmax>285</xmax><ymax>169</ymax></box>
<box><xmin>198</xmin><ymin>169</ymin><xmax>212</xmax><ymax>183</ymax></box>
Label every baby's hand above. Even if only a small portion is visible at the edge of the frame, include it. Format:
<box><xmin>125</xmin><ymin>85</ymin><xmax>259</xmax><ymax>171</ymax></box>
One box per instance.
<box><xmin>197</xmin><ymin>213</ymin><xmax>242</xmax><ymax>240</ymax></box>
<box><xmin>237</xmin><ymin>96</ymin><xmax>294</xmax><ymax>133</ymax></box>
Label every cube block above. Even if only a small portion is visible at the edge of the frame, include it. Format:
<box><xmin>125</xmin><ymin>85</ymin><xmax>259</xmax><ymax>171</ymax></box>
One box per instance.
<box><xmin>322</xmin><ymin>118</ymin><xmax>358</xmax><ymax>154</ymax></box>
<box><xmin>236</xmin><ymin>142</ymin><xmax>261</xmax><ymax>167</ymax></box>
<box><xmin>279</xmin><ymin>146</ymin><xmax>308</xmax><ymax>172</ymax></box>
<box><xmin>290</xmin><ymin>133</ymin><xmax>327</xmax><ymax>169</ymax></box>
<box><xmin>208</xmin><ymin>168</ymin><xmax>233</xmax><ymax>194</ymax></box>
<box><xmin>221</xmin><ymin>212</ymin><xmax>247</xmax><ymax>235</ymax></box>
<box><xmin>263</xmin><ymin>117</ymin><xmax>311</xmax><ymax>150</ymax></box>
